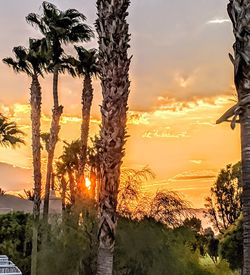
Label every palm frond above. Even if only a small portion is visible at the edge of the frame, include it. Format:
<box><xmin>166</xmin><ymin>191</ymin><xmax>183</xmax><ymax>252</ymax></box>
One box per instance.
<box><xmin>0</xmin><ymin>115</ymin><xmax>25</xmax><ymax>148</ymax></box>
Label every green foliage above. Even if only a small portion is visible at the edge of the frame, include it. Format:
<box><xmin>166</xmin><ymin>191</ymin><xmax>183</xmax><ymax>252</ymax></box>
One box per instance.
<box><xmin>37</xmin><ymin>200</ymin><xmax>98</xmax><ymax>275</ymax></box>
<box><xmin>205</xmin><ymin>162</ymin><xmax>242</xmax><ymax>233</ymax></box>
<box><xmin>219</xmin><ymin>217</ymin><xmax>243</xmax><ymax>271</ymax></box>
<box><xmin>114</xmin><ymin>218</ymin><xmax>211</xmax><ymax>275</ymax></box>
<box><xmin>0</xmin><ymin>209</ymin><xmax>239</xmax><ymax>275</ymax></box>
<box><xmin>0</xmin><ymin>212</ymin><xmax>32</xmax><ymax>274</ymax></box>
<box><xmin>183</xmin><ymin>217</ymin><xmax>202</xmax><ymax>233</ymax></box>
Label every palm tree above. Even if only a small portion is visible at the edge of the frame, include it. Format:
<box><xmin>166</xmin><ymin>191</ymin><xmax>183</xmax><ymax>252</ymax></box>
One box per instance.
<box><xmin>96</xmin><ymin>0</ymin><xmax>131</xmax><ymax>274</ymax></box>
<box><xmin>0</xmin><ymin>114</ymin><xmax>25</xmax><ymax>148</ymax></box>
<box><xmin>59</xmin><ymin>140</ymin><xmax>81</xmax><ymax>205</ymax></box>
<box><xmin>26</xmin><ymin>2</ymin><xmax>94</xmax><ymax>222</ymax></box>
<box><xmin>71</xmin><ymin>46</ymin><xmax>99</xmax><ymax>192</ymax></box>
<box><xmin>3</xmin><ymin>39</ymin><xmax>45</xmax><ymax>275</ymax></box>
<box><xmin>216</xmin><ymin>1</ymin><xmax>250</xmax><ymax>273</ymax></box>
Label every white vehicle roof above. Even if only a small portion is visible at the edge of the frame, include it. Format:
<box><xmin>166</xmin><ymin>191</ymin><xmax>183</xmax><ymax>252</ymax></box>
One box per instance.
<box><xmin>0</xmin><ymin>256</ymin><xmax>22</xmax><ymax>275</ymax></box>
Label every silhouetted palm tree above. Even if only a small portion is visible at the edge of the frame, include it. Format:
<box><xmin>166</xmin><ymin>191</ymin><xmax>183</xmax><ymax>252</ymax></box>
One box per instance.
<box><xmin>96</xmin><ymin>0</ymin><xmax>131</xmax><ymax>274</ymax></box>
<box><xmin>3</xmin><ymin>38</ymin><xmax>45</xmax><ymax>275</ymax></box>
<box><xmin>216</xmin><ymin>1</ymin><xmax>250</xmax><ymax>273</ymax></box>
<box><xmin>0</xmin><ymin>115</ymin><xmax>25</xmax><ymax>148</ymax></box>
<box><xmin>59</xmin><ymin>140</ymin><xmax>81</xmax><ymax>205</ymax></box>
<box><xmin>71</xmin><ymin>46</ymin><xmax>99</xmax><ymax>192</ymax></box>
<box><xmin>26</xmin><ymin>2</ymin><xmax>94</xmax><ymax>222</ymax></box>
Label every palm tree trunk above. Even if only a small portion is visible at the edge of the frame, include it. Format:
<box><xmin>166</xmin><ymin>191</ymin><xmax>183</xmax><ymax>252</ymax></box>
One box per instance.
<box><xmin>68</xmin><ymin>169</ymin><xmax>76</xmax><ymax>205</ymax></box>
<box><xmin>43</xmin><ymin>67</ymin><xmax>63</xmax><ymax>223</ymax></box>
<box><xmin>78</xmin><ymin>74</ymin><xmax>94</xmax><ymax>191</ymax></box>
<box><xmin>241</xmin><ymin>110</ymin><xmax>250</xmax><ymax>275</ymax></box>
<box><xmin>96</xmin><ymin>1</ymin><xmax>131</xmax><ymax>274</ymax></box>
<box><xmin>30</xmin><ymin>75</ymin><xmax>42</xmax><ymax>275</ymax></box>
<box><xmin>61</xmin><ymin>176</ymin><xmax>67</xmax><ymax>211</ymax></box>
<box><xmin>227</xmin><ymin>1</ymin><xmax>250</xmax><ymax>273</ymax></box>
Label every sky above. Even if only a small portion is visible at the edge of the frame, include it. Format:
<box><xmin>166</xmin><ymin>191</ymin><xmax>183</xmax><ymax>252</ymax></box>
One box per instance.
<box><xmin>0</xmin><ymin>0</ymin><xmax>241</xmax><ymax>208</ymax></box>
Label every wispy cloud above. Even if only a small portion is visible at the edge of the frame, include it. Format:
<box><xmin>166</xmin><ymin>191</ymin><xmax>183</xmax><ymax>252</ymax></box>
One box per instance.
<box><xmin>142</xmin><ymin>128</ymin><xmax>189</xmax><ymax>139</ymax></box>
<box><xmin>206</xmin><ymin>18</ymin><xmax>230</xmax><ymax>25</ymax></box>
<box><xmin>190</xmin><ymin>160</ymin><xmax>203</xmax><ymax>165</ymax></box>
<box><xmin>171</xmin><ymin>170</ymin><xmax>216</xmax><ymax>182</ymax></box>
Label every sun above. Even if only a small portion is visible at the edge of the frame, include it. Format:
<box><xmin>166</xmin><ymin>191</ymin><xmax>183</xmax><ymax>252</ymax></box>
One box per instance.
<box><xmin>85</xmin><ymin>177</ymin><xmax>91</xmax><ymax>191</ymax></box>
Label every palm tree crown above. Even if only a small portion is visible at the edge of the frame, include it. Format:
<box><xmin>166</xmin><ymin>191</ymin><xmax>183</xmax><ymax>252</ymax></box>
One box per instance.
<box><xmin>26</xmin><ymin>2</ymin><xmax>94</xmax><ymax>65</ymax></box>
<box><xmin>0</xmin><ymin>115</ymin><xmax>25</xmax><ymax>148</ymax></box>
<box><xmin>73</xmin><ymin>46</ymin><xmax>99</xmax><ymax>77</ymax></box>
<box><xmin>3</xmin><ymin>39</ymin><xmax>46</xmax><ymax>77</ymax></box>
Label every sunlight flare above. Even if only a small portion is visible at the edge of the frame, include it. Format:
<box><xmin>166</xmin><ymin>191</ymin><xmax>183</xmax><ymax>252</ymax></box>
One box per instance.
<box><xmin>85</xmin><ymin>177</ymin><xmax>91</xmax><ymax>191</ymax></box>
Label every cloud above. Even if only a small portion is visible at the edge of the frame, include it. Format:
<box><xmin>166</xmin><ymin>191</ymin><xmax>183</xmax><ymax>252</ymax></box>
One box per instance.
<box><xmin>142</xmin><ymin>128</ymin><xmax>189</xmax><ymax>139</ymax></box>
<box><xmin>128</xmin><ymin>111</ymin><xmax>150</xmax><ymax>125</ymax></box>
<box><xmin>174</xmin><ymin>70</ymin><xmax>200</xmax><ymax>89</ymax></box>
<box><xmin>206</xmin><ymin>18</ymin><xmax>231</xmax><ymax>25</ymax></box>
<box><xmin>190</xmin><ymin>160</ymin><xmax>202</xmax><ymax>165</ymax></box>
<box><xmin>171</xmin><ymin>170</ymin><xmax>216</xmax><ymax>182</ymax></box>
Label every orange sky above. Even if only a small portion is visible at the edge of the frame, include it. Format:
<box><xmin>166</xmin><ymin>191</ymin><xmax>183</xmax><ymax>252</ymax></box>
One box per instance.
<box><xmin>0</xmin><ymin>0</ymin><xmax>241</xmax><ymax>208</ymax></box>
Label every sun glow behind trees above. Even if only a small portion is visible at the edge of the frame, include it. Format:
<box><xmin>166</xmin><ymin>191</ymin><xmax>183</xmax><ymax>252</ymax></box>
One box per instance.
<box><xmin>85</xmin><ymin>177</ymin><xmax>91</xmax><ymax>191</ymax></box>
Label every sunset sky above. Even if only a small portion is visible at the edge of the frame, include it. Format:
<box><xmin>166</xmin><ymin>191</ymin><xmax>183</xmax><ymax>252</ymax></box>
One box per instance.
<box><xmin>0</xmin><ymin>0</ymin><xmax>241</xmax><ymax>208</ymax></box>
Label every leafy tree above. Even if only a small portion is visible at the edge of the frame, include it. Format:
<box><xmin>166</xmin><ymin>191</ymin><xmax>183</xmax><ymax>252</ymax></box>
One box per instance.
<box><xmin>205</xmin><ymin>162</ymin><xmax>242</xmax><ymax>233</ymax></box>
<box><xmin>114</xmin><ymin>218</ymin><xmax>211</xmax><ymax>275</ymax></box>
<box><xmin>117</xmin><ymin>167</ymin><xmax>155</xmax><ymax>218</ymax></box>
<box><xmin>149</xmin><ymin>191</ymin><xmax>191</xmax><ymax>227</ymax></box>
<box><xmin>183</xmin><ymin>217</ymin><xmax>202</xmax><ymax>233</ymax></box>
<box><xmin>26</xmin><ymin>1</ymin><xmax>94</xmax><ymax>223</ymax></box>
<box><xmin>220</xmin><ymin>217</ymin><xmax>243</xmax><ymax>271</ymax></box>
<box><xmin>0</xmin><ymin>212</ymin><xmax>32</xmax><ymax>275</ymax></box>
<box><xmin>0</xmin><ymin>188</ymin><xmax>6</xmax><ymax>196</ymax></box>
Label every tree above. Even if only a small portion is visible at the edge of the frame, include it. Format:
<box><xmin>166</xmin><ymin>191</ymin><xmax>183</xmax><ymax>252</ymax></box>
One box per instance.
<box><xmin>96</xmin><ymin>0</ymin><xmax>131</xmax><ymax>273</ymax></box>
<box><xmin>3</xmin><ymin>39</ymin><xmax>45</xmax><ymax>275</ymax></box>
<box><xmin>205</xmin><ymin>162</ymin><xmax>242</xmax><ymax>233</ymax></box>
<box><xmin>26</xmin><ymin>1</ymin><xmax>94</xmax><ymax>222</ymax></box>
<box><xmin>220</xmin><ymin>217</ymin><xmax>243</xmax><ymax>271</ymax></box>
<box><xmin>19</xmin><ymin>190</ymin><xmax>35</xmax><ymax>201</ymax></box>
<box><xmin>69</xmin><ymin>47</ymin><xmax>99</xmax><ymax>190</ymax></box>
<box><xmin>0</xmin><ymin>188</ymin><xmax>6</xmax><ymax>196</ymax></box>
<box><xmin>149</xmin><ymin>191</ymin><xmax>190</xmax><ymax>227</ymax></box>
<box><xmin>0</xmin><ymin>114</ymin><xmax>25</xmax><ymax>148</ymax></box>
<box><xmin>117</xmin><ymin>167</ymin><xmax>155</xmax><ymax>218</ymax></box>
<box><xmin>59</xmin><ymin>140</ymin><xmax>81</xmax><ymax>206</ymax></box>
<box><xmin>216</xmin><ymin>1</ymin><xmax>250</xmax><ymax>273</ymax></box>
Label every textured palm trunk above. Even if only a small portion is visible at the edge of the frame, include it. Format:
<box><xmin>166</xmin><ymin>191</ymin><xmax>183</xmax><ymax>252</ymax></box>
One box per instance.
<box><xmin>78</xmin><ymin>74</ymin><xmax>94</xmax><ymax>192</ymax></box>
<box><xmin>241</xmin><ymin>110</ymin><xmax>250</xmax><ymax>274</ymax></box>
<box><xmin>61</xmin><ymin>176</ymin><xmax>67</xmax><ymax>211</ymax></box>
<box><xmin>96</xmin><ymin>1</ymin><xmax>131</xmax><ymax>274</ymax></box>
<box><xmin>227</xmin><ymin>1</ymin><xmax>250</xmax><ymax>274</ymax></box>
<box><xmin>43</xmin><ymin>66</ymin><xmax>63</xmax><ymax>222</ymax></box>
<box><xmin>30</xmin><ymin>75</ymin><xmax>42</xmax><ymax>275</ymax></box>
<box><xmin>90</xmin><ymin>167</ymin><xmax>97</xmax><ymax>199</ymax></box>
<box><xmin>68</xmin><ymin>169</ymin><xmax>76</xmax><ymax>205</ymax></box>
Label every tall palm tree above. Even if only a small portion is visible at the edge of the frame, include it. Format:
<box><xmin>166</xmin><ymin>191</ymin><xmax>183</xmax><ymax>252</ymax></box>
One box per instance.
<box><xmin>26</xmin><ymin>2</ymin><xmax>94</xmax><ymax>222</ymax></box>
<box><xmin>70</xmin><ymin>46</ymin><xmax>99</xmax><ymax>191</ymax></box>
<box><xmin>0</xmin><ymin>115</ymin><xmax>25</xmax><ymax>148</ymax></box>
<box><xmin>96</xmin><ymin>1</ymin><xmax>131</xmax><ymax>274</ymax></box>
<box><xmin>217</xmin><ymin>1</ymin><xmax>250</xmax><ymax>273</ymax></box>
<box><xmin>3</xmin><ymin>39</ymin><xmax>45</xmax><ymax>275</ymax></box>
